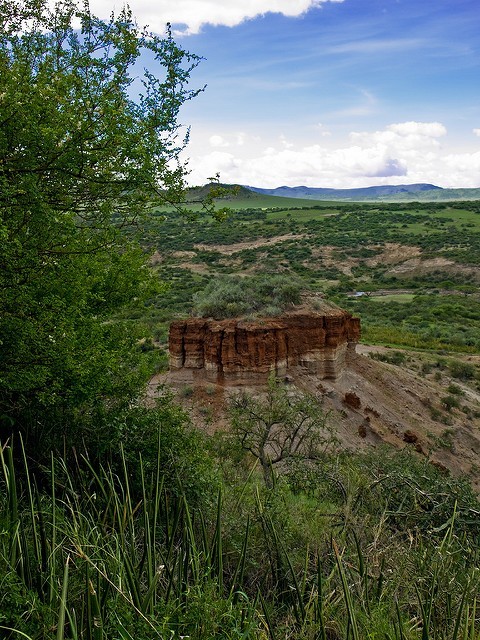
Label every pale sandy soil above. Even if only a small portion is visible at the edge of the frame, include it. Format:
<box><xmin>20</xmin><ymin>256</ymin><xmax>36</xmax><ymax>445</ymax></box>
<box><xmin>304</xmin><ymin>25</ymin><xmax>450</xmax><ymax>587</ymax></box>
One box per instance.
<box><xmin>365</xmin><ymin>243</ymin><xmax>422</xmax><ymax>266</ymax></box>
<box><xmin>194</xmin><ymin>233</ymin><xmax>306</xmax><ymax>255</ymax></box>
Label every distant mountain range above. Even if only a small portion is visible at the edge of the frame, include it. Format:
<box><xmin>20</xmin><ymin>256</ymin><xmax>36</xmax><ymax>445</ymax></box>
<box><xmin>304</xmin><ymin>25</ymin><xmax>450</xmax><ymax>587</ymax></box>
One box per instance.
<box><xmin>245</xmin><ymin>183</ymin><xmax>480</xmax><ymax>202</ymax></box>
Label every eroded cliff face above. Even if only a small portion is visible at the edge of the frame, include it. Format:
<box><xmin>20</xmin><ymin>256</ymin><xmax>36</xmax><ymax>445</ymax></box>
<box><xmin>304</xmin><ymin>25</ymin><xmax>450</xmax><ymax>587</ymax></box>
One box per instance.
<box><xmin>169</xmin><ymin>307</ymin><xmax>360</xmax><ymax>384</ymax></box>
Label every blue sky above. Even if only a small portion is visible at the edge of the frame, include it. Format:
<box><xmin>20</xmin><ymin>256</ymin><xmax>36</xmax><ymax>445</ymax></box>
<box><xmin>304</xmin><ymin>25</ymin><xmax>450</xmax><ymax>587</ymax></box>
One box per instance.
<box><xmin>92</xmin><ymin>0</ymin><xmax>480</xmax><ymax>188</ymax></box>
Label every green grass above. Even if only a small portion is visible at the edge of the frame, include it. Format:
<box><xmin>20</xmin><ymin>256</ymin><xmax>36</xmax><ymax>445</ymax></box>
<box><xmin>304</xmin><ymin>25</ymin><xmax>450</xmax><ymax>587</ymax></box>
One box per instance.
<box><xmin>361</xmin><ymin>326</ymin><xmax>480</xmax><ymax>353</ymax></box>
<box><xmin>154</xmin><ymin>193</ymin><xmax>326</xmax><ymax>212</ymax></box>
<box><xmin>369</xmin><ymin>293</ymin><xmax>416</xmax><ymax>303</ymax></box>
<box><xmin>267</xmin><ymin>207</ymin><xmax>342</xmax><ymax>221</ymax></box>
<box><xmin>2</xmin><ymin>436</ymin><xmax>479</xmax><ymax>639</ymax></box>
<box><xmin>222</xmin><ymin>194</ymin><xmax>328</xmax><ymax>209</ymax></box>
<box><xmin>391</xmin><ymin>221</ymin><xmax>430</xmax><ymax>234</ymax></box>
<box><xmin>389</xmin><ymin>205</ymin><xmax>480</xmax><ymax>234</ymax></box>
<box><xmin>434</xmin><ymin>206</ymin><xmax>480</xmax><ymax>228</ymax></box>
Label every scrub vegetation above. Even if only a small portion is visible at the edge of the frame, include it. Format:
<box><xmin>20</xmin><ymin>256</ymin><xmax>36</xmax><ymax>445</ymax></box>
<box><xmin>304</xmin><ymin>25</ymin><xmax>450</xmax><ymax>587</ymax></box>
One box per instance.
<box><xmin>192</xmin><ymin>274</ymin><xmax>302</xmax><ymax>319</ymax></box>
<box><xmin>142</xmin><ymin>199</ymin><xmax>480</xmax><ymax>354</ymax></box>
<box><xmin>2</xmin><ymin>428</ymin><xmax>480</xmax><ymax>639</ymax></box>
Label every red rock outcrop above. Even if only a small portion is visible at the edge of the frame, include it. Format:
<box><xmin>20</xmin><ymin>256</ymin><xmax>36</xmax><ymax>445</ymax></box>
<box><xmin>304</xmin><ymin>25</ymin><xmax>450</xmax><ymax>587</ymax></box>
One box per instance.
<box><xmin>344</xmin><ymin>391</ymin><xmax>361</xmax><ymax>409</ymax></box>
<box><xmin>169</xmin><ymin>306</ymin><xmax>360</xmax><ymax>384</ymax></box>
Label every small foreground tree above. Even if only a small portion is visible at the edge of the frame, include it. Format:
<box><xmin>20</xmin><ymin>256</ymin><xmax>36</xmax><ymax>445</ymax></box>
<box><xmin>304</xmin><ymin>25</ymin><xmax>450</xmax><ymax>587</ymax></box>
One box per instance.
<box><xmin>229</xmin><ymin>376</ymin><xmax>337</xmax><ymax>487</ymax></box>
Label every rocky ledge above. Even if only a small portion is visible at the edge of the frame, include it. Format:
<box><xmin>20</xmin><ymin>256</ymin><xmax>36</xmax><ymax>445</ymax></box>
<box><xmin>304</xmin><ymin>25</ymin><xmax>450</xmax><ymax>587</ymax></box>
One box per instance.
<box><xmin>169</xmin><ymin>304</ymin><xmax>360</xmax><ymax>384</ymax></box>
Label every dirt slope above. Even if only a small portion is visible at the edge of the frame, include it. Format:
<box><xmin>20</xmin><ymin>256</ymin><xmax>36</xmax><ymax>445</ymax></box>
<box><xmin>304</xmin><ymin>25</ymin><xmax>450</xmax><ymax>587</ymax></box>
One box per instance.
<box><xmin>149</xmin><ymin>347</ymin><xmax>480</xmax><ymax>490</ymax></box>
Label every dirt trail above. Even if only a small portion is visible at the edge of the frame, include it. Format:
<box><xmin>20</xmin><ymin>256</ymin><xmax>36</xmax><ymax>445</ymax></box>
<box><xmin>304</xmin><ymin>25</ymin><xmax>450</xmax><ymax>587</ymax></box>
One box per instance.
<box><xmin>194</xmin><ymin>233</ymin><xmax>305</xmax><ymax>255</ymax></box>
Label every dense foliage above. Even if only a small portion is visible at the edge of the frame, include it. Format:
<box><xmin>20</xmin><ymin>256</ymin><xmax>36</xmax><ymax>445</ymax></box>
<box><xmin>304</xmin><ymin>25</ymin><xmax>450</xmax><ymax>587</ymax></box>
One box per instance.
<box><xmin>192</xmin><ymin>274</ymin><xmax>303</xmax><ymax>319</ymax></box>
<box><xmin>1</xmin><ymin>437</ymin><xmax>479</xmax><ymax>639</ymax></box>
<box><xmin>0</xmin><ymin>0</ymin><xmax>201</xmax><ymax>454</ymax></box>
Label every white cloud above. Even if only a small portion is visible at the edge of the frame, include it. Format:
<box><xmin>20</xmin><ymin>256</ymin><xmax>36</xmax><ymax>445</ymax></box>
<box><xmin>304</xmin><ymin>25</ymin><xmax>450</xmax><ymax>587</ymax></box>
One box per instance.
<box><xmin>236</xmin><ymin>132</ymin><xmax>246</xmax><ymax>146</ymax></box>
<box><xmin>205</xmin><ymin>131</ymin><xmax>259</xmax><ymax>149</ymax></box>
<box><xmin>185</xmin><ymin>121</ymin><xmax>480</xmax><ymax>189</ymax></box>
<box><xmin>188</xmin><ymin>143</ymin><xmax>409</xmax><ymax>188</ymax></box>
<box><xmin>209</xmin><ymin>135</ymin><xmax>229</xmax><ymax>148</ymax></box>
<box><xmin>188</xmin><ymin>150</ymin><xmax>239</xmax><ymax>186</ymax></box>
<box><xmin>87</xmin><ymin>0</ymin><xmax>343</xmax><ymax>35</ymax></box>
<box><xmin>388</xmin><ymin>121</ymin><xmax>446</xmax><ymax>137</ymax></box>
<box><xmin>474</xmin><ymin>128</ymin><xmax>480</xmax><ymax>137</ymax></box>
<box><xmin>441</xmin><ymin>151</ymin><xmax>480</xmax><ymax>188</ymax></box>
<box><xmin>316</xmin><ymin>123</ymin><xmax>331</xmax><ymax>137</ymax></box>
<box><xmin>279</xmin><ymin>134</ymin><xmax>294</xmax><ymax>149</ymax></box>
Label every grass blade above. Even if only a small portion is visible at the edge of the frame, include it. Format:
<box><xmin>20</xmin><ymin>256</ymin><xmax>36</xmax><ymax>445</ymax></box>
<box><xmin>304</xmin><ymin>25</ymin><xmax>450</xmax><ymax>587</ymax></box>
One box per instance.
<box><xmin>57</xmin><ymin>555</ymin><xmax>70</xmax><ymax>640</ymax></box>
<box><xmin>333</xmin><ymin>540</ymin><xmax>360</xmax><ymax>640</ymax></box>
<box><xmin>88</xmin><ymin>579</ymin><xmax>104</xmax><ymax>640</ymax></box>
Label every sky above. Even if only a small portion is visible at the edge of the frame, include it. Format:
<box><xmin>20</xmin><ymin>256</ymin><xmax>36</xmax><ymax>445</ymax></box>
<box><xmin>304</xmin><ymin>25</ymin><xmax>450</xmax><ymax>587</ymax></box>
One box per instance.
<box><xmin>89</xmin><ymin>0</ymin><xmax>480</xmax><ymax>189</ymax></box>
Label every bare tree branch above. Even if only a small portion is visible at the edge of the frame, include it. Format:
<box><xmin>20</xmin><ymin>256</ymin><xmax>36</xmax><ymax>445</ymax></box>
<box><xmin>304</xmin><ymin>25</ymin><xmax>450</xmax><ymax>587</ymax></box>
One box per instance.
<box><xmin>229</xmin><ymin>375</ymin><xmax>337</xmax><ymax>487</ymax></box>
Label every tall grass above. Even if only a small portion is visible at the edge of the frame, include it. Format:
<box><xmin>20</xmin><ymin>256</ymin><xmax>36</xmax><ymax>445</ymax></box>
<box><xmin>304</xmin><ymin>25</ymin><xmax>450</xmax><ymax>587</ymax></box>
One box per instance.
<box><xmin>0</xmin><ymin>438</ymin><xmax>258</xmax><ymax>638</ymax></box>
<box><xmin>0</xmin><ymin>437</ymin><xmax>479</xmax><ymax>639</ymax></box>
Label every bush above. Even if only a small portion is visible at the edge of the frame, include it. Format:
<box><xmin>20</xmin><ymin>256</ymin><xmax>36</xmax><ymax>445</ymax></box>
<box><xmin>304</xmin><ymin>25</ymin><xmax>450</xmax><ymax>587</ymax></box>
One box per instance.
<box><xmin>441</xmin><ymin>395</ymin><xmax>460</xmax><ymax>412</ymax></box>
<box><xmin>449</xmin><ymin>360</ymin><xmax>477</xmax><ymax>380</ymax></box>
<box><xmin>108</xmin><ymin>394</ymin><xmax>220</xmax><ymax>507</ymax></box>
<box><xmin>371</xmin><ymin>350</ymin><xmax>407</xmax><ymax>365</ymax></box>
<box><xmin>192</xmin><ymin>274</ymin><xmax>303</xmax><ymax>319</ymax></box>
<box><xmin>447</xmin><ymin>383</ymin><xmax>464</xmax><ymax>395</ymax></box>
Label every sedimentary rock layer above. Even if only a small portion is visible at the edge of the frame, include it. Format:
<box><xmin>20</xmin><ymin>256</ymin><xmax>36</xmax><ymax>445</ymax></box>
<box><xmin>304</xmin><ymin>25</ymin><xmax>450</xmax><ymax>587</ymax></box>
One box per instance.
<box><xmin>169</xmin><ymin>309</ymin><xmax>360</xmax><ymax>384</ymax></box>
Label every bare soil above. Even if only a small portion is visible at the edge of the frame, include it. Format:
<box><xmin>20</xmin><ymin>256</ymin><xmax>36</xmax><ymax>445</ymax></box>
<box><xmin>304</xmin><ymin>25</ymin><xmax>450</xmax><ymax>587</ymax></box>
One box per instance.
<box><xmin>387</xmin><ymin>257</ymin><xmax>480</xmax><ymax>280</ymax></box>
<box><xmin>366</xmin><ymin>243</ymin><xmax>422</xmax><ymax>266</ymax></box>
<box><xmin>149</xmin><ymin>346</ymin><xmax>480</xmax><ymax>491</ymax></box>
<box><xmin>194</xmin><ymin>233</ymin><xmax>306</xmax><ymax>255</ymax></box>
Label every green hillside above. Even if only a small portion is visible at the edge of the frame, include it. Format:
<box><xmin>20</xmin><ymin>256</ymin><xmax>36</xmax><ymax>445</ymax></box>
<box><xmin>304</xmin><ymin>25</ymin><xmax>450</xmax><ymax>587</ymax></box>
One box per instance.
<box><xmin>378</xmin><ymin>187</ymin><xmax>480</xmax><ymax>201</ymax></box>
<box><xmin>246</xmin><ymin>183</ymin><xmax>480</xmax><ymax>202</ymax></box>
<box><xmin>180</xmin><ymin>184</ymin><xmax>327</xmax><ymax>211</ymax></box>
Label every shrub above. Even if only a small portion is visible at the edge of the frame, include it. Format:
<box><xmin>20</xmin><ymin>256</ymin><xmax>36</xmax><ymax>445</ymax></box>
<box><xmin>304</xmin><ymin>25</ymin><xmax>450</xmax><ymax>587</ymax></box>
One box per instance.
<box><xmin>109</xmin><ymin>394</ymin><xmax>220</xmax><ymax>507</ymax></box>
<box><xmin>447</xmin><ymin>383</ymin><xmax>464</xmax><ymax>395</ymax></box>
<box><xmin>371</xmin><ymin>350</ymin><xmax>407</xmax><ymax>365</ymax></box>
<box><xmin>192</xmin><ymin>274</ymin><xmax>303</xmax><ymax>319</ymax></box>
<box><xmin>441</xmin><ymin>395</ymin><xmax>460</xmax><ymax>412</ymax></box>
<box><xmin>449</xmin><ymin>360</ymin><xmax>477</xmax><ymax>380</ymax></box>
<box><xmin>421</xmin><ymin>362</ymin><xmax>433</xmax><ymax>375</ymax></box>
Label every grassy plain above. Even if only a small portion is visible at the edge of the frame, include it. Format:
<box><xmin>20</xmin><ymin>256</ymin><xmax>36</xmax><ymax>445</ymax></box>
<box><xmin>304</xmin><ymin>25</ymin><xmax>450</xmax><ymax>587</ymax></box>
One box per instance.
<box><xmin>155</xmin><ymin>191</ymin><xmax>321</xmax><ymax>212</ymax></box>
<box><xmin>134</xmin><ymin>195</ymin><xmax>480</xmax><ymax>357</ymax></box>
<box><xmin>367</xmin><ymin>293</ymin><xmax>416</xmax><ymax>303</ymax></box>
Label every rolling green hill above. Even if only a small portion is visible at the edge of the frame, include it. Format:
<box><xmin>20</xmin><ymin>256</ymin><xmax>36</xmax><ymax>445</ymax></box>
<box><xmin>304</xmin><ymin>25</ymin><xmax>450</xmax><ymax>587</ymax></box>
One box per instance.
<box><xmin>245</xmin><ymin>183</ymin><xmax>480</xmax><ymax>202</ymax></box>
<box><xmin>179</xmin><ymin>183</ymin><xmax>334</xmax><ymax>210</ymax></box>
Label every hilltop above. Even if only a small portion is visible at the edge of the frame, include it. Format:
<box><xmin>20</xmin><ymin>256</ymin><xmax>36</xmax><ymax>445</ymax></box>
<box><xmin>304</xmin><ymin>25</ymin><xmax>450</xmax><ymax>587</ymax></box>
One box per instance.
<box><xmin>184</xmin><ymin>182</ymin><xmax>480</xmax><ymax>206</ymax></box>
<box><xmin>184</xmin><ymin>182</ymin><xmax>319</xmax><ymax>209</ymax></box>
<box><xmin>245</xmin><ymin>183</ymin><xmax>480</xmax><ymax>202</ymax></box>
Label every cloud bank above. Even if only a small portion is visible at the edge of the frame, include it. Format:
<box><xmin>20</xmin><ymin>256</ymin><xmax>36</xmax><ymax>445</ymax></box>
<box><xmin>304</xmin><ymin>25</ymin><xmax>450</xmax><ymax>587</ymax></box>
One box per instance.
<box><xmin>186</xmin><ymin>121</ymin><xmax>480</xmax><ymax>189</ymax></box>
<box><xmin>88</xmin><ymin>0</ymin><xmax>343</xmax><ymax>34</ymax></box>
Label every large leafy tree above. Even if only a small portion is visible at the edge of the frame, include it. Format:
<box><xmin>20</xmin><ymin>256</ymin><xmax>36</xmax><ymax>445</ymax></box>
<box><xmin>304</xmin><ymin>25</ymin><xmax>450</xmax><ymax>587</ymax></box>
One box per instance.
<box><xmin>0</xmin><ymin>0</ymin><xmax>201</xmax><ymax>451</ymax></box>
